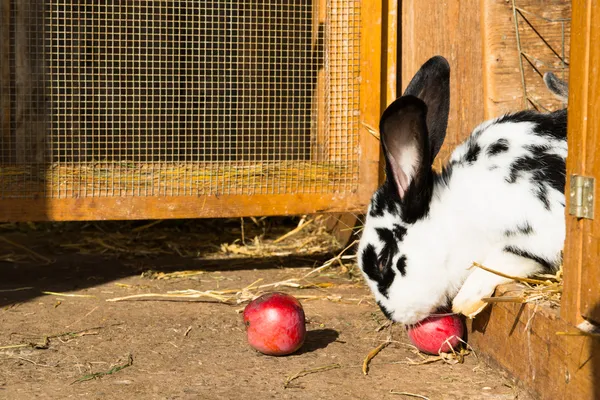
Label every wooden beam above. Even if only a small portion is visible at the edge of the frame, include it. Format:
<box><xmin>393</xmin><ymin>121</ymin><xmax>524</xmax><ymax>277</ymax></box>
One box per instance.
<box><xmin>562</xmin><ymin>0</ymin><xmax>600</xmax><ymax>326</ymax></box>
<box><xmin>468</xmin><ymin>288</ymin><xmax>600</xmax><ymax>400</ymax></box>
<box><xmin>0</xmin><ymin>0</ymin><xmax>10</xmax><ymax>162</ymax></box>
<box><xmin>0</xmin><ymin>192</ymin><xmax>372</xmax><ymax>222</ymax></box>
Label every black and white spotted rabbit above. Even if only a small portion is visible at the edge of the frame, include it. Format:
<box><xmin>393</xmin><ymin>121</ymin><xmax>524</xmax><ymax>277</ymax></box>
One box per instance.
<box><xmin>357</xmin><ymin>55</ymin><xmax>568</xmax><ymax>325</ymax></box>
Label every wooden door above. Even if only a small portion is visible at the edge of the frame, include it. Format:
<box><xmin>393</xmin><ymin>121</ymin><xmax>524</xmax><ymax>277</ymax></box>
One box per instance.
<box><xmin>0</xmin><ymin>1</ymin><xmax>387</xmax><ymax>222</ymax></box>
<box><xmin>562</xmin><ymin>0</ymin><xmax>600</xmax><ymax>326</ymax></box>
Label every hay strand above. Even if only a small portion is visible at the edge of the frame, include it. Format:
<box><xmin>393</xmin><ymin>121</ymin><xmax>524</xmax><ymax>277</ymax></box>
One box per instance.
<box><xmin>273</xmin><ymin>217</ymin><xmax>312</xmax><ymax>244</ymax></box>
<box><xmin>0</xmin><ymin>236</ymin><xmax>53</xmax><ymax>264</ymax></box>
<box><xmin>71</xmin><ymin>354</ymin><xmax>133</xmax><ymax>384</ymax></box>
<box><xmin>471</xmin><ymin>262</ymin><xmax>550</xmax><ymax>285</ymax></box>
<box><xmin>362</xmin><ymin>340</ymin><xmax>390</xmax><ymax>375</ymax></box>
<box><xmin>0</xmin><ymin>287</ymin><xmax>33</xmax><ymax>293</ymax></box>
<box><xmin>41</xmin><ymin>291</ymin><xmax>96</xmax><ymax>298</ymax></box>
<box><xmin>389</xmin><ymin>391</ymin><xmax>430</xmax><ymax>400</ymax></box>
<box><xmin>284</xmin><ymin>363</ymin><xmax>341</xmax><ymax>389</ymax></box>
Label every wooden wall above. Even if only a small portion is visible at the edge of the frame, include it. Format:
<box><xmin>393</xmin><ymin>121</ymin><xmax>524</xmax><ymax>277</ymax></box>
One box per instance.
<box><xmin>482</xmin><ymin>0</ymin><xmax>571</xmax><ymax>118</ymax></box>
<box><xmin>400</xmin><ymin>1</ymin><xmax>484</xmax><ymax>170</ymax></box>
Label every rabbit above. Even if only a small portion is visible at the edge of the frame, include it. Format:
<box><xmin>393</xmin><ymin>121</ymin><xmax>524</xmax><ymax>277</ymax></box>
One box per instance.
<box><xmin>357</xmin><ymin>55</ymin><xmax>568</xmax><ymax>326</ymax></box>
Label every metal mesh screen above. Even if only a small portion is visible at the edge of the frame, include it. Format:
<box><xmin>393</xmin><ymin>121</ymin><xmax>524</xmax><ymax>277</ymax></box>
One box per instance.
<box><xmin>0</xmin><ymin>1</ymin><xmax>360</xmax><ymax>198</ymax></box>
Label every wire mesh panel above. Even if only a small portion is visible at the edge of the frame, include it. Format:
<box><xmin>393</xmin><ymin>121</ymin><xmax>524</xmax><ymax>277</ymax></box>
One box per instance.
<box><xmin>0</xmin><ymin>1</ymin><xmax>382</xmax><ymax>220</ymax></box>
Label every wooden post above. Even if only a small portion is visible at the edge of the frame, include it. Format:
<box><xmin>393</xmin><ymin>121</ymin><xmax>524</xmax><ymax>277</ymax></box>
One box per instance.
<box><xmin>0</xmin><ymin>0</ymin><xmax>10</xmax><ymax>162</ymax></box>
<box><xmin>312</xmin><ymin>0</ymin><xmax>328</xmax><ymax>161</ymax></box>
<box><xmin>562</xmin><ymin>0</ymin><xmax>600</xmax><ymax>326</ymax></box>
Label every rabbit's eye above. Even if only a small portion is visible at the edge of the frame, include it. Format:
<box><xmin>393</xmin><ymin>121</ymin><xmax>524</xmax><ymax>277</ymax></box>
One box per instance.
<box><xmin>377</xmin><ymin>258</ymin><xmax>388</xmax><ymax>273</ymax></box>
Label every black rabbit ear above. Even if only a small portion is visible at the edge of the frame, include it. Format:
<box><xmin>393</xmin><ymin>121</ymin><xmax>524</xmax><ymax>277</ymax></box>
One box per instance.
<box><xmin>379</xmin><ymin>56</ymin><xmax>450</xmax><ymax>222</ymax></box>
<box><xmin>402</xmin><ymin>55</ymin><xmax>450</xmax><ymax>161</ymax></box>
<box><xmin>380</xmin><ymin>96</ymin><xmax>430</xmax><ymax>200</ymax></box>
<box><xmin>543</xmin><ymin>72</ymin><xmax>568</xmax><ymax>103</ymax></box>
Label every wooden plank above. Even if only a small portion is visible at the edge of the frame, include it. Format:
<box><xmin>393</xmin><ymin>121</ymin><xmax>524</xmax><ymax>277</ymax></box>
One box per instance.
<box><xmin>378</xmin><ymin>0</ymin><xmax>397</xmax><ymax>185</ymax></box>
<box><xmin>0</xmin><ymin>192</ymin><xmax>371</xmax><ymax>222</ymax></box>
<box><xmin>578</xmin><ymin>0</ymin><xmax>600</xmax><ymax>325</ymax></box>
<box><xmin>357</xmin><ymin>0</ymin><xmax>382</xmax><ymax>202</ymax></box>
<box><xmin>0</xmin><ymin>0</ymin><xmax>10</xmax><ymax>162</ymax></box>
<box><xmin>321</xmin><ymin>213</ymin><xmax>360</xmax><ymax>247</ymax></box>
<box><xmin>400</xmin><ymin>0</ymin><xmax>484</xmax><ymax>169</ymax></box>
<box><xmin>385</xmin><ymin>0</ymin><xmax>397</xmax><ymax>107</ymax></box>
<box><xmin>561</xmin><ymin>0</ymin><xmax>587</xmax><ymax>330</ymax></box>
<box><xmin>312</xmin><ymin>0</ymin><xmax>328</xmax><ymax>161</ymax></box>
<box><xmin>568</xmin><ymin>0</ymin><xmax>600</xmax><ymax>325</ymax></box>
<box><xmin>481</xmin><ymin>0</ymin><xmax>571</xmax><ymax>119</ymax></box>
<box><xmin>562</xmin><ymin>0</ymin><xmax>600</xmax><ymax>326</ymax></box>
<box><xmin>468</xmin><ymin>293</ymin><xmax>600</xmax><ymax>400</ymax></box>
<box><xmin>323</xmin><ymin>0</ymin><xmax>396</xmax><ymax>245</ymax></box>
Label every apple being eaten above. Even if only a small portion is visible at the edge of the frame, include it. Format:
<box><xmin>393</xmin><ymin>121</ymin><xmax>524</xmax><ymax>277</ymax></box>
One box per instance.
<box><xmin>406</xmin><ymin>313</ymin><xmax>465</xmax><ymax>355</ymax></box>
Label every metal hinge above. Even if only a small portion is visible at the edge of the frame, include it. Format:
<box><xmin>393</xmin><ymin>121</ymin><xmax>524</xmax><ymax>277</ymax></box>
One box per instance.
<box><xmin>569</xmin><ymin>174</ymin><xmax>595</xmax><ymax>219</ymax></box>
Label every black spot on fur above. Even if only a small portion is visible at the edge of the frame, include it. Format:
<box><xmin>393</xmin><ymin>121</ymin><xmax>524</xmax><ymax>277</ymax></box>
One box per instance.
<box><xmin>506</xmin><ymin>144</ymin><xmax>565</xmax><ymax>210</ymax></box>
<box><xmin>464</xmin><ymin>142</ymin><xmax>481</xmax><ymax>164</ymax></box>
<box><xmin>525</xmin><ymin>145</ymin><xmax>566</xmax><ymax>194</ymax></box>
<box><xmin>361</xmin><ymin>244</ymin><xmax>395</xmax><ymax>298</ymax></box>
<box><xmin>396</xmin><ymin>255</ymin><xmax>407</xmax><ymax>276</ymax></box>
<box><xmin>359</xmin><ymin>228</ymin><xmax>401</xmax><ymax>298</ymax></box>
<box><xmin>376</xmin><ymin>226</ymin><xmax>407</xmax><ymax>277</ymax></box>
<box><xmin>504</xmin><ymin>222</ymin><xmax>534</xmax><ymax>237</ymax></box>
<box><xmin>369</xmin><ymin>184</ymin><xmax>399</xmax><ymax>217</ymax></box>
<box><xmin>392</xmin><ymin>224</ymin><xmax>407</xmax><ymax>242</ymax></box>
<box><xmin>377</xmin><ymin>301</ymin><xmax>394</xmax><ymax>320</ymax></box>
<box><xmin>494</xmin><ymin>109</ymin><xmax>567</xmax><ymax>141</ymax></box>
<box><xmin>487</xmin><ymin>138</ymin><xmax>509</xmax><ymax>156</ymax></box>
<box><xmin>361</xmin><ymin>244</ymin><xmax>379</xmax><ymax>281</ymax></box>
<box><xmin>376</xmin><ymin>227</ymin><xmax>398</xmax><ymax>270</ymax></box>
<box><xmin>433</xmin><ymin>163</ymin><xmax>454</xmax><ymax>187</ymax></box>
<box><xmin>504</xmin><ymin>245</ymin><xmax>556</xmax><ymax>273</ymax></box>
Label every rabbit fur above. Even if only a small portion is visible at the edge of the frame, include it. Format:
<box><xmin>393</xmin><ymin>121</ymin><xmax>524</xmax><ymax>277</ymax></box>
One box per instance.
<box><xmin>357</xmin><ymin>55</ymin><xmax>568</xmax><ymax>325</ymax></box>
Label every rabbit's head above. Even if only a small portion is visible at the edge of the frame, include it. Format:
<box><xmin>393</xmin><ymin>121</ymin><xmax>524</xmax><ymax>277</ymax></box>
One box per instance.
<box><xmin>357</xmin><ymin>56</ymin><xmax>454</xmax><ymax>325</ymax></box>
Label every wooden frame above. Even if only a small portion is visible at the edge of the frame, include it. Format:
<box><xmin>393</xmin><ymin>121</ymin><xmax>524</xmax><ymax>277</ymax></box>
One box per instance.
<box><xmin>0</xmin><ymin>1</ymin><xmax>388</xmax><ymax>222</ymax></box>
<box><xmin>398</xmin><ymin>1</ymin><xmax>597</xmax><ymax>399</ymax></box>
<box><xmin>561</xmin><ymin>0</ymin><xmax>600</xmax><ymax>327</ymax></box>
<box><xmin>470</xmin><ymin>1</ymin><xmax>600</xmax><ymax>399</ymax></box>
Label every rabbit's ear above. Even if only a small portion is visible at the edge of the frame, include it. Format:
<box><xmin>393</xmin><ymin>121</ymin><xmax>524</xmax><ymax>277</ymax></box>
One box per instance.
<box><xmin>379</xmin><ymin>56</ymin><xmax>450</xmax><ymax>214</ymax></box>
<box><xmin>402</xmin><ymin>55</ymin><xmax>450</xmax><ymax>161</ymax></box>
<box><xmin>380</xmin><ymin>96</ymin><xmax>435</xmax><ymax>223</ymax></box>
<box><xmin>543</xmin><ymin>72</ymin><xmax>568</xmax><ymax>103</ymax></box>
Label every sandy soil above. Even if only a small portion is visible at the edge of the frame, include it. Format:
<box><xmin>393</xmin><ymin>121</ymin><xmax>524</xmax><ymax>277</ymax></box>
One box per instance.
<box><xmin>0</xmin><ymin>220</ymin><xmax>534</xmax><ymax>400</ymax></box>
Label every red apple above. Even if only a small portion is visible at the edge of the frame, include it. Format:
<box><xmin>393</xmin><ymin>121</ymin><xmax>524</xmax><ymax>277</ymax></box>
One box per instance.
<box><xmin>242</xmin><ymin>292</ymin><xmax>306</xmax><ymax>356</ymax></box>
<box><xmin>406</xmin><ymin>313</ymin><xmax>465</xmax><ymax>355</ymax></box>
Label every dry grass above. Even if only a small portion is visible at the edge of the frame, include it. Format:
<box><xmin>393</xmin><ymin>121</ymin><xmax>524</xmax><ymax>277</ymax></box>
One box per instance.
<box><xmin>283</xmin><ymin>363</ymin><xmax>342</xmax><ymax>389</ymax></box>
<box><xmin>0</xmin><ymin>213</ymin><xmax>564</xmax><ymax>315</ymax></box>
<box><xmin>0</xmin><ymin>215</ymin><xmax>343</xmax><ymax>263</ymax></box>
<box><xmin>477</xmin><ymin>262</ymin><xmax>564</xmax><ymax>309</ymax></box>
<box><xmin>0</xmin><ymin>161</ymin><xmax>354</xmax><ymax>196</ymax></box>
<box><xmin>105</xmin><ymin>274</ymin><xmax>367</xmax><ymax>306</ymax></box>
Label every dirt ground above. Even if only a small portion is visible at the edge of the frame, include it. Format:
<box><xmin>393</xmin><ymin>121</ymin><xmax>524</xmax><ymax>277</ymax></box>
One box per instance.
<box><xmin>0</xmin><ymin>219</ymin><xmax>534</xmax><ymax>400</ymax></box>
